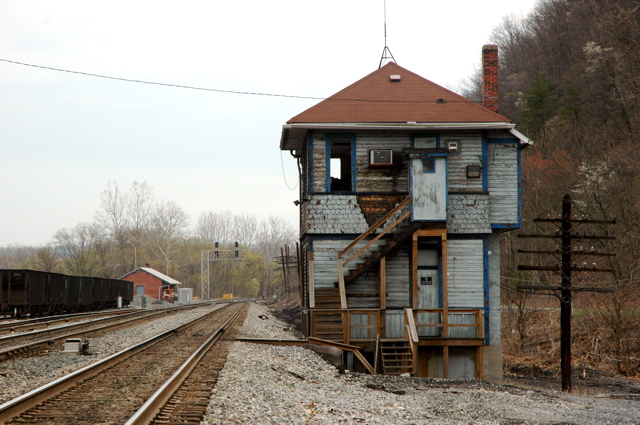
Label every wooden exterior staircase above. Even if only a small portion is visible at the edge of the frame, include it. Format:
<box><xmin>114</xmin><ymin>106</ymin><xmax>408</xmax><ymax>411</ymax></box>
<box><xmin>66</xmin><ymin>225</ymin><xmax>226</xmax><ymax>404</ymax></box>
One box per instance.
<box><xmin>380</xmin><ymin>339</ymin><xmax>415</xmax><ymax>375</ymax></box>
<box><xmin>336</xmin><ymin>196</ymin><xmax>415</xmax><ymax>307</ymax></box>
<box><xmin>343</xmin><ymin>220</ymin><xmax>422</xmax><ymax>285</ymax></box>
<box><xmin>311</xmin><ymin>287</ymin><xmax>345</xmax><ymax>341</ymax></box>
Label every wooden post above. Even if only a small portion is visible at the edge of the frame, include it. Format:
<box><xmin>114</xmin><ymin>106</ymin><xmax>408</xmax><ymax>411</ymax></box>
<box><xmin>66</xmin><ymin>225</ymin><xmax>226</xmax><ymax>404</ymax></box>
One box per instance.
<box><xmin>281</xmin><ymin>247</ymin><xmax>288</xmax><ymax>295</ymax></box>
<box><xmin>379</xmin><ymin>257</ymin><xmax>386</xmax><ymax>310</ymax></box>
<box><xmin>308</xmin><ymin>251</ymin><xmax>315</xmax><ymax>308</ymax></box>
<box><xmin>560</xmin><ymin>195</ymin><xmax>573</xmax><ymax>393</ymax></box>
<box><xmin>337</xmin><ymin>255</ymin><xmax>347</xmax><ymax>309</ymax></box>
<box><xmin>443</xmin><ymin>346</ymin><xmax>449</xmax><ymax>379</ymax></box>
<box><xmin>297</xmin><ymin>242</ymin><xmax>302</xmax><ymax>302</ymax></box>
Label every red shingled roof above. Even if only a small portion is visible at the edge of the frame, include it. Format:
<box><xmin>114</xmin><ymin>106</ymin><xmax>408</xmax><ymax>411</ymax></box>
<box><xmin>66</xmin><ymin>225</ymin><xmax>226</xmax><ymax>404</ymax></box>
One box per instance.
<box><xmin>287</xmin><ymin>62</ymin><xmax>511</xmax><ymax>124</ymax></box>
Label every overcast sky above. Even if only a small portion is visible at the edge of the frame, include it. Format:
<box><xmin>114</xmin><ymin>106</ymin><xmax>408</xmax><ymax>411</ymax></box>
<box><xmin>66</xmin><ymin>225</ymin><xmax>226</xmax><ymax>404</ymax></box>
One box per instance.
<box><xmin>0</xmin><ymin>0</ymin><xmax>539</xmax><ymax>246</ymax></box>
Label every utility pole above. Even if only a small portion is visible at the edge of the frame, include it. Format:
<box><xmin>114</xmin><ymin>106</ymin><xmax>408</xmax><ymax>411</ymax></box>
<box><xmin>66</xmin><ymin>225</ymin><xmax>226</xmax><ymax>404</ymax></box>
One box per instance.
<box><xmin>273</xmin><ymin>244</ymin><xmax>298</xmax><ymax>296</ymax></box>
<box><xmin>517</xmin><ymin>194</ymin><xmax>615</xmax><ymax>392</ymax></box>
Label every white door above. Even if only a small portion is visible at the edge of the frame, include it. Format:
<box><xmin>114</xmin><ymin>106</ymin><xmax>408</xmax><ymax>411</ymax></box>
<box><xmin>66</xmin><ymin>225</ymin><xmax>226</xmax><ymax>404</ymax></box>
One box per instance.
<box><xmin>416</xmin><ymin>238</ymin><xmax>442</xmax><ymax>337</ymax></box>
<box><xmin>411</xmin><ymin>156</ymin><xmax>447</xmax><ymax>221</ymax></box>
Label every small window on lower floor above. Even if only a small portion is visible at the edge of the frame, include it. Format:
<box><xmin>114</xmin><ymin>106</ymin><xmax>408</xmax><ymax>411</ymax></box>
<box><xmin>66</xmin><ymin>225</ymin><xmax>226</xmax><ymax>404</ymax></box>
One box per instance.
<box><xmin>422</xmin><ymin>158</ymin><xmax>436</xmax><ymax>173</ymax></box>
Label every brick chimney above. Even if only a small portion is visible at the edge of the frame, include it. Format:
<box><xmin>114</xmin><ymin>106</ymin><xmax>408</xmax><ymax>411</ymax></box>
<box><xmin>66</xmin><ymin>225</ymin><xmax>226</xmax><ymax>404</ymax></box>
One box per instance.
<box><xmin>482</xmin><ymin>44</ymin><xmax>499</xmax><ymax>112</ymax></box>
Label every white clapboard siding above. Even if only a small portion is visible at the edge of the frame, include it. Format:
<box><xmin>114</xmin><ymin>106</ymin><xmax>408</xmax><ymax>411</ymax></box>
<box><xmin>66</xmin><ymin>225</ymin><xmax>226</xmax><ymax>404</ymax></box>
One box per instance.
<box><xmin>443</xmin><ymin>137</ymin><xmax>484</xmax><ymax>191</ymax></box>
<box><xmin>312</xmin><ymin>239</ymin><xmax>386</xmax><ymax>288</ymax></box>
<box><xmin>384</xmin><ymin>249</ymin><xmax>411</xmax><ymax>308</ymax></box>
<box><xmin>311</xmin><ymin>136</ymin><xmax>327</xmax><ymax>193</ymax></box>
<box><xmin>487</xmin><ymin>143</ymin><xmax>519</xmax><ymax>224</ymax></box>
<box><xmin>385</xmin><ymin>310</ymin><xmax>405</xmax><ymax>338</ymax></box>
<box><xmin>447</xmin><ymin>239</ymin><xmax>485</xmax><ymax>308</ymax></box>
<box><xmin>355</xmin><ymin>134</ymin><xmax>411</xmax><ymax>192</ymax></box>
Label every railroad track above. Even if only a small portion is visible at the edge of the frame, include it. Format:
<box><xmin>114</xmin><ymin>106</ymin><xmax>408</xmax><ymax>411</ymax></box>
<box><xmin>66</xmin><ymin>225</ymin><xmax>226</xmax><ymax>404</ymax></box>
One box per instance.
<box><xmin>0</xmin><ymin>301</ymin><xmax>248</xmax><ymax>424</ymax></box>
<box><xmin>0</xmin><ymin>303</ymin><xmax>214</xmax><ymax>361</ymax></box>
<box><xmin>128</xmin><ymin>303</ymin><xmax>248</xmax><ymax>424</ymax></box>
<box><xmin>0</xmin><ymin>309</ymin><xmax>134</xmax><ymax>336</ymax></box>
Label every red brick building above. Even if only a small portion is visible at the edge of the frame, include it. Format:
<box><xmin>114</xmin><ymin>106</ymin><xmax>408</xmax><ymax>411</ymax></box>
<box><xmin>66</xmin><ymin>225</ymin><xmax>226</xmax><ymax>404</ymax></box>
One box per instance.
<box><xmin>119</xmin><ymin>266</ymin><xmax>181</xmax><ymax>300</ymax></box>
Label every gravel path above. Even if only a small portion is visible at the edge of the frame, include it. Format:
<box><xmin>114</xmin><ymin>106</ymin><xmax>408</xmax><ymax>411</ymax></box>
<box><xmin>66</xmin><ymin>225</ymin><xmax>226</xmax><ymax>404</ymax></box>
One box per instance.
<box><xmin>202</xmin><ymin>302</ymin><xmax>640</xmax><ymax>425</ymax></box>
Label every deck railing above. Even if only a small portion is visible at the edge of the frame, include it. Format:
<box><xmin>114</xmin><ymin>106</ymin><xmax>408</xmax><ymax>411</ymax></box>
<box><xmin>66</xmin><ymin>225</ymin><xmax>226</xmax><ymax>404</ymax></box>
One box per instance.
<box><xmin>310</xmin><ymin>308</ymin><xmax>483</xmax><ymax>343</ymax></box>
<box><xmin>414</xmin><ymin>309</ymin><xmax>484</xmax><ymax>338</ymax></box>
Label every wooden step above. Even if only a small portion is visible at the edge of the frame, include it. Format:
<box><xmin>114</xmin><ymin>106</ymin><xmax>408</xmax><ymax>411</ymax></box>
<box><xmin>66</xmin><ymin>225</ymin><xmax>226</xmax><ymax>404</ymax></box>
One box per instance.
<box><xmin>312</xmin><ymin>306</ymin><xmax>345</xmax><ymax>342</ymax></box>
<box><xmin>380</xmin><ymin>339</ymin><xmax>414</xmax><ymax>376</ymax></box>
<box><xmin>314</xmin><ymin>287</ymin><xmax>341</xmax><ymax>309</ymax></box>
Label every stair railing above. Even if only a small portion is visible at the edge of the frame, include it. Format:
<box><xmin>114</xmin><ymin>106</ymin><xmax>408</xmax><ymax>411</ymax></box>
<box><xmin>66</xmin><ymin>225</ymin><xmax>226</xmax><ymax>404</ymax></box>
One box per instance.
<box><xmin>404</xmin><ymin>308</ymin><xmax>419</xmax><ymax>376</ymax></box>
<box><xmin>336</xmin><ymin>196</ymin><xmax>412</xmax><ymax>308</ymax></box>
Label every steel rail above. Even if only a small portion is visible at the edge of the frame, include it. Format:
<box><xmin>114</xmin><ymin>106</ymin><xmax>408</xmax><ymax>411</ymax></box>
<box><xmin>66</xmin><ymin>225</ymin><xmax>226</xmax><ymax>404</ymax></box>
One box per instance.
<box><xmin>125</xmin><ymin>302</ymin><xmax>246</xmax><ymax>424</ymax></box>
<box><xmin>0</xmin><ymin>309</ymin><xmax>134</xmax><ymax>335</ymax></box>
<box><xmin>0</xmin><ymin>303</ymin><xmax>237</xmax><ymax>422</ymax></box>
<box><xmin>0</xmin><ymin>303</ymin><xmax>213</xmax><ymax>360</ymax></box>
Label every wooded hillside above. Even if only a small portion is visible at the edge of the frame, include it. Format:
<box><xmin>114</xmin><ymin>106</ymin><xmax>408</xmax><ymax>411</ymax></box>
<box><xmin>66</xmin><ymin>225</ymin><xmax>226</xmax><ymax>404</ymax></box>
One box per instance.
<box><xmin>477</xmin><ymin>0</ymin><xmax>640</xmax><ymax>377</ymax></box>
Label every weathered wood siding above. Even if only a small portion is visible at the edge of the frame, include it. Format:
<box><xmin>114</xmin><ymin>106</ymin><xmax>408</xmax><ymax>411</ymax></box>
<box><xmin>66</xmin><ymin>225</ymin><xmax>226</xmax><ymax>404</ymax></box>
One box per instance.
<box><xmin>384</xmin><ymin>249</ymin><xmax>411</xmax><ymax>308</ymax></box>
<box><xmin>355</xmin><ymin>134</ymin><xmax>411</xmax><ymax>192</ymax></box>
<box><xmin>311</xmin><ymin>135</ymin><xmax>327</xmax><ymax>193</ymax></box>
<box><xmin>487</xmin><ymin>142</ymin><xmax>519</xmax><ymax>224</ymax></box>
<box><xmin>442</xmin><ymin>137</ymin><xmax>483</xmax><ymax>192</ymax></box>
<box><xmin>487</xmin><ymin>233</ymin><xmax>501</xmax><ymax>345</ymax></box>
<box><xmin>346</xmin><ymin>270</ymin><xmax>379</xmax><ymax>308</ymax></box>
<box><xmin>385</xmin><ymin>310</ymin><xmax>405</xmax><ymax>338</ymax></box>
<box><xmin>447</xmin><ymin>239</ymin><xmax>485</xmax><ymax>308</ymax></box>
<box><xmin>311</xmin><ymin>239</ymin><xmax>386</xmax><ymax>289</ymax></box>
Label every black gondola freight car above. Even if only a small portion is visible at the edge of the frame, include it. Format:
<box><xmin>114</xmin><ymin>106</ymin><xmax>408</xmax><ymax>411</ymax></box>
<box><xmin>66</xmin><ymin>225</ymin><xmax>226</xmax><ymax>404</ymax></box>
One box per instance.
<box><xmin>0</xmin><ymin>269</ymin><xmax>134</xmax><ymax>317</ymax></box>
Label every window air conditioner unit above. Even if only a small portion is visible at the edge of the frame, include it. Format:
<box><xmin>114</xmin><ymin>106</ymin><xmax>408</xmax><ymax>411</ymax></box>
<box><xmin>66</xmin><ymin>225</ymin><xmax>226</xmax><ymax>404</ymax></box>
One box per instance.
<box><xmin>369</xmin><ymin>149</ymin><xmax>393</xmax><ymax>166</ymax></box>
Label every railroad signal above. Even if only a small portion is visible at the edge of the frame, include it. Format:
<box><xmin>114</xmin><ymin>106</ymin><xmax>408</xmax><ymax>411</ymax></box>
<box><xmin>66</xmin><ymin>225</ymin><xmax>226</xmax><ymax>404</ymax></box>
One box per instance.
<box><xmin>200</xmin><ymin>243</ymin><xmax>245</xmax><ymax>301</ymax></box>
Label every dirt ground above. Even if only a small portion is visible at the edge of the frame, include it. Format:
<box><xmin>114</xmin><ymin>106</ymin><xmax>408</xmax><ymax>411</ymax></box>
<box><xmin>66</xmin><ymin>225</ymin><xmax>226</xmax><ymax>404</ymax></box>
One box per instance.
<box><xmin>266</xmin><ymin>296</ymin><xmax>640</xmax><ymax>399</ymax></box>
<box><xmin>267</xmin><ymin>294</ymin><xmax>302</xmax><ymax>333</ymax></box>
<box><xmin>504</xmin><ymin>363</ymin><xmax>640</xmax><ymax>398</ymax></box>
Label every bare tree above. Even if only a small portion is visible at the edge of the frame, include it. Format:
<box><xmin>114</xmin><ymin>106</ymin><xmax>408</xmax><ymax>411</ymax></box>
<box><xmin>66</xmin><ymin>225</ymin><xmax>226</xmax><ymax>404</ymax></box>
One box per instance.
<box><xmin>254</xmin><ymin>215</ymin><xmax>297</xmax><ymax>298</ymax></box>
<box><xmin>53</xmin><ymin>223</ymin><xmax>101</xmax><ymax>276</ymax></box>
<box><xmin>147</xmin><ymin>200</ymin><xmax>190</xmax><ymax>275</ymax></box>
<box><xmin>34</xmin><ymin>245</ymin><xmax>59</xmax><ymax>272</ymax></box>
<box><xmin>94</xmin><ymin>181</ymin><xmax>130</xmax><ymax>275</ymax></box>
<box><xmin>195</xmin><ymin>210</ymin><xmax>236</xmax><ymax>246</ymax></box>
<box><xmin>127</xmin><ymin>181</ymin><xmax>155</xmax><ymax>267</ymax></box>
<box><xmin>234</xmin><ymin>212</ymin><xmax>258</xmax><ymax>246</ymax></box>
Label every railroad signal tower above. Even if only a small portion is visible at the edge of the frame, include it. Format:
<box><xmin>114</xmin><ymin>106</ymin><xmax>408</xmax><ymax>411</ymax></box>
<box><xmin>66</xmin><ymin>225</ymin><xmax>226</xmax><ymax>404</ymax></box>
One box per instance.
<box><xmin>517</xmin><ymin>194</ymin><xmax>616</xmax><ymax>393</ymax></box>
<box><xmin>200</xmin><ymin>242</ymin><xmax>244</xmax><ymax>300</ymax></box>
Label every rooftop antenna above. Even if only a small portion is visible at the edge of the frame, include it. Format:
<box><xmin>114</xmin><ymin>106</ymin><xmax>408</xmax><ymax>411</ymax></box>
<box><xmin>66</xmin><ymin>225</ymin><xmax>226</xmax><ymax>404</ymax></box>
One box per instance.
<box><xmin>379</xmin><ymin>0</ymin><xmax>396</xmax><ymax>68</ymax></box>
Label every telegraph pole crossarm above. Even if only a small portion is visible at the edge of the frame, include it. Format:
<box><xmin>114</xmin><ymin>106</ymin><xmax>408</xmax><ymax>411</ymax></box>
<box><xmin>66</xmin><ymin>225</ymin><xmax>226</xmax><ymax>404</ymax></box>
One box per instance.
<box><xmin>517</xmin><ymin>285</ymin><xmax>614</xmax><ymax>293</ymax></box>
<box><xmin>516</xmin><ymin>194</ymin><xmax>616</xmax><ymax>393</ymax></box>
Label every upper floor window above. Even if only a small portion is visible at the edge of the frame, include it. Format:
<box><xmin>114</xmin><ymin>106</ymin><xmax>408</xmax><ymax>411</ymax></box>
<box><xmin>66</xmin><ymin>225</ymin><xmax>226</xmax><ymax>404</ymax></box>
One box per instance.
<box><xmin>329</xmin><ymin>138</ymin><xmax>352</xmax><ymax>192</ymax></box>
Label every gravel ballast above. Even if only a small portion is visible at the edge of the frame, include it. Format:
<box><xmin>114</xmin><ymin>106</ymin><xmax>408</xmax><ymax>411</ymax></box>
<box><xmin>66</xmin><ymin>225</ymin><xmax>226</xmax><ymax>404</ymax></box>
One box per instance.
<box><xmin>0</xmin><ymin>303</ymin><xmax>223</xmax><ymax>403</ymax></box>
<box><xmin>202</xmin><ymin>302</ymin><xmax>640</xmax><ymax>425</ymax></box>
<box><xmin>1</xmin><ymin>302</ymin><xmax>638</xmax><ymax>424</ymax></box>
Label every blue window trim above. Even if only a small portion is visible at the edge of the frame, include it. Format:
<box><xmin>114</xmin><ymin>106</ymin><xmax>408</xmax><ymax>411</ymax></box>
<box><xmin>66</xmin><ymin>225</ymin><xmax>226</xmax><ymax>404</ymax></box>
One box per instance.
<box><xmin>325</xmin><ymin>133</ymin><xmax>356</xmax><ymax>193</ymax></box>
<box><xmin>481</xmin><ymin>135</ymin><xmax>488</xmax><ymax>192</ymax></box>
<box><xmin>421</xmin><ymin>158</ymin><xmax>436</xmax><ymax>174</ymax></box>
<box><xmin>411</xmin><ymin>134</ymin><xmax>441</xmax><ymax>148</ymax></box>
<box><xmin>483</xmin><ymin>238</ymin><xmax>490</xmax><ymax>345</ymax></box>
<box><xmin>307</xmin><ymin>134</ymin><xmax>314</xmax><ymax>195</ymax></box>
<box><xmin>438</xmin><ymin>255</ymin><xmax>444</xmax><ymax>308</ymax></box>
<box><xmin>487</xmin><ymin>138</ymin><xmax>523</xmax><ymax>229</ymax></box>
